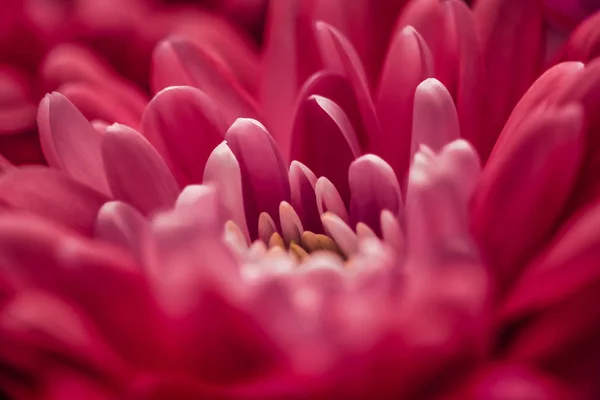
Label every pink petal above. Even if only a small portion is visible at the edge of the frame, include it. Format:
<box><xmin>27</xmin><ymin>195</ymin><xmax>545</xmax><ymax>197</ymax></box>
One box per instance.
<box><xmin>376</xmin><ymin>26</ymin><xmax>433</xmax><ymax>180</ymax></box>
<box><xmin>394</xmin><ymin>0</ymin><xmax>457</xmax><ymax>96</ymax></box>
<box><xmin>555</xmin><ymin>58</ymin><xmax>600</xmax><ymax>210</ymax></box>
<box><xmin>203</xmin><ymin>142</ymin><xmax>249</xmax><ymax>242</ymax></box>
<box><xmin>447</xmin><ymin>0</ymin><xmax>485</xmax><ymax>147</ymax></box>
<box><xmin>0</xmin><ymin>167</ymin><xmax>109</xmax><ymax>236</ymax></box>
<box><xmin>141</xmin><ymin>86</ymin><xmax>227</xmax><ymax>186</ymax></box>
<box><xmin>279</xmin><ymin>201</ymin><xmax>303</xmax><ymax>245</ymax></box>
<box><xmin>289</xmin><ymin>161</ymin><xmax>322</xmax><ymax>234</ymax></box>
<box><xmin>290</xmin><ymin>95</ymin><xmax>360</xmax><ymax>204</ymax></box>
<box><xmin>58</xmin><ymin>82</ymin><xmax>143</xmax><ymax>130</ymax></box>
<box><xmin>224</xmin><ymin>119</ymin><xmax>291</xmax><ymax>240</ymax></box>
<box><xmin>151</xmin><ymin>37</ymin><xmax>259</xmax><ymax>126</ymax></box>
<box><xmin>411</xmin><ymin>78</ymin><xmax>460</xmax><ymax>159</ymax></box>
<box><xmin>315</xmin><ymin>177</ymin><xmax>350</xmax><ymax>224</ymax></box>
<box><xmin>349</xmin><ymin>155</ymin><xmax>403</xmax><ymax>235</ymax></box>
<box><xmin>295</xmin><ymin>71</ymin><xmax>374</xmax><ymax>153</ymax></box>
<box><xmin>500</xmin><ymin>61</ymin><xmax>585</xmax><ymax>145</ymax></box>
<box><xmin>472</xmin><ymin>105</ymin><xmax>585</xmax><ymax>290</ymax></box>
<box><xmin>381</xmin><ymin>210</ymin><xmax>405</xmax><ymax>257</ymax></box>
<box><xmin>261</xmin><ymin>0</ymin><xmax>322</xmax><ymax>156</ymax></box>
<box><xmin>556</xmin><ymin>10</ymin><xmax>600</xmax><ymax>63</ymax></box>
<box><xmin>102</xmin><ymin>124</ymin><xmax>180</xmax><ymax>216</ymax></box>
<box><xmin>37</xmin><ymin>92</ymin><xmax>110</xmax><ymax>195</ymax></box>
<box><xmin>321</xmin><ymin>212</ymin><xmax>358</xmax><ymax>257</ymax></box>
<box><xmin>315</xmin><ymin>22</ymin><xmax>381</xmax><ymax>153</ymax></box>
<box><xmin>95</xmin><ymin>201</ymin><xmax>148</xmax><ymax>255</ymax></box>
<box><xmin>438</xmin><ymin>140</ymin><xmax>482</xmax><ymax>203</ymax></box>
<box><xmin>258</xmin><ymin>212</ymin><xmax>277</xmax><ymax>245</ymax></box>
<box><xmin>473</xmin><ymin>0</ymin><xmax>545</xmax><ymax>161</ymax></box>
<box><xmin>0</xmin><ymin>212</ymin><xmax>166</xmax><ymax>368</ymax></box>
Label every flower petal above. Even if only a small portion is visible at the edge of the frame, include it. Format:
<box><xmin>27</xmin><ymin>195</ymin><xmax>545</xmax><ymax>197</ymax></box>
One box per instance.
<box><xmin>411</xmin><ymin>78</ymin><xmax>460</xmax><ymax>159</ymax></box>
<box><xmin>37</xmin><ymin>92</ymin><xmax>110</xmax><ymax>195</ymax></box>
<box><xmin>203</xmin><ymin>142</ymin><xmax>250</xmax><ymax>242</ymax></box>
<box><xmin>95</xmin><ymin>201</ymin><xmax>148</xmax><ymax>255</ymax></box>
<box><xmin>224</xmin><ymin>119</ymin><xmax>291</xmax><ymax>240</ymax></box>
<box><xmin>0</xmin><ymin>167</ymin><xmax>109</xmax><ymax>235</ymax></box>
<box><xmin>473</xmin><ymin>0</ymin><xmax>545</xmax><ymax>161</ymax></box>
<box><xmin>290</xmin><ymin>95</ymin><xmax>360</xmax><ymax>204</ymax></box>
<box><xmin>472</xmin><ymin>105</ymin><xmax>585</xmax><ymax>290</ymax></box>
<box><xmin>289</xmin><ymin>161</ymin><xmax>322</xmax><ymax>234</ymax></box>
<box><xmin>151</xmin><ymin>37</ymin><xmax>259</xmax><ymax>126</ymax></box>
<box><xmin>349</xmin><ymin>155</ymin><xmax>403</xmax><ymax>235</ymax></box>
<box><xmin>102</xmin><ymin>124</ymin><xmax>180</xmax><ymax>216</ymax></box>
<box><xmin>315</xmin><ymin>177</ymin><xmax>350</xmax><ymax>224</ymax></box>
<box><xmin>141</xmin><ymin>86</ymin><xmax>227</xmax><ymax>186</ymax></box>
<box><xmin>376</xmin><ymin>26</ymin><xmax>433</xmax><ymax>180</ymax></box>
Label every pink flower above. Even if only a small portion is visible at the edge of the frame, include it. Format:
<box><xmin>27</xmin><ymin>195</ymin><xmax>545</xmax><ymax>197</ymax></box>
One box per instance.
<box><xmin>2</xmin><ymin>0</ymin><xmax>600</xmax><ymax>398</ymax></box>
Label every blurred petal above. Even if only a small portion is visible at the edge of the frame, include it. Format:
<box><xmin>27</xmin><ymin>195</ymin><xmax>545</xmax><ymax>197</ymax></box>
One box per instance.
<box><xmin>102</xmin><ymin>124</ymin><xmax>179</xmax><ymax>216</ymax></box>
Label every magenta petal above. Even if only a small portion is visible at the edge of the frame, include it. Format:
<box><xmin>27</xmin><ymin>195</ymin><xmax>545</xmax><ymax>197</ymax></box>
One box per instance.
<box><xmin>557</xmin><ymin>10</ymin><xmax>600</xmax><ymax>63</ymax></box>
<box><xmin>296</xmin><ymin>71</ymin><xmax>375</xmax><ymax>154</ymax></box>
<box><xmin>376</xmin><ymin>26</ymin><xmax>433</xmax><ymax>181</ymax></box>
<box><xmin>349</xmin><ymin>155</ymin><xmax>403</xmax><ymax>236</ymax></box>
<box><xmin>102</xmin><ymin>124</ymin><xmax>180</xmax><ymax>216</ymax></box>
<box><xmin>261</xmin><ymin>0</ymin><xmax>322</xmax><ymax>156</ymax></box>
<box><xmin>411</xmin><ymin>78</ymin><xmax>460</xmax><ymax>158</ymax></box>
<box><xmin>500</xmin><ymin>61</ymin><xmax>585</xmax><ymax>144</ymax></box>
<box><xmin>315</xmin><ymin>177</ymin><xmax>350</xmax><ymax>224</ymax></box>
<box><xmin>141</xmin><ymin>86</ymin><xmax>227</xmax><ymax>186</ymax></box>
<box><xmin>474</xmin><ymin>0</ymin><xmax>545</xmax><ymax>161</ymax></box>
<box><xmin>58</xmin><ymin>82</ymin><xmax>143</xmax><ymax>131</ymax></box>
<box><xmin>290</xmin><ymin>95</ymin><xmax>360</xmax><ymax>204</ymax></box>
<box><xmin>204</xmin><ymin>142</ymin><xmax>250</xmax><ymax>242</ymax></box>
<box><xmin>224</xmin><ymin>119</ymin><xmax>291</xmax><ymax>239</ymax></box>
<box><xmin>0</xmin><ymin>167</ymin><xmax>109</xmax><ymax>236</ymax></box>
<box><xmin>95</xmin><ymin>201</ymin><xmax>148</xmax><ymax>255</ymax></box>
<box><xmin>37</xmin><ymin>92</ymin><xmax>110</xmax><ymax>195</ymax></box>
<box><xmin>321</xmin><ymin>212</ymin><xmax>357</xmax><ymax>256</ymax></box>
<box><xmin>289</xmin><ymin>161</ymin><xmax>322</xmax><ymax>234</ymax></box>
<box><xmin>151</xmin><ymin>37</ymin><xmax>259</xmax><ymax>126</ymax></box>
<box><xmin>315</xmin><ymin>21</ymin><xmax>381</xmax><ymax>152</ymax></box>
<box><xmin>472</xmin><ymin>105</ymin><xmax>585</xmax><ymax>290</ymax></box>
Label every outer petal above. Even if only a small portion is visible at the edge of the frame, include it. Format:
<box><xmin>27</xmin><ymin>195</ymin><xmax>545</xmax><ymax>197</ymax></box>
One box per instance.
<box><xmin>472</xmin><ymin>105</ymin><xmax>585</xmax><ymax>290</ymax></box>
<box><xmin>290</xmin><ymin>95</ymin><xmax>360</xmax><ymax>204</ymax></box>
<box><xmin>102</xmin><ymin>124</ymin><xmax>180</xmax><ymax>216</ymax></box>
<box><xmin>37</xmin><ymin>92</ymin><xmax>110</xmax><ymax>195</ymax></box>
<box><xmin>555</xmin><ymin>10</ymin><xmax>600</xmax><ymax>63</ymax></box>
<box><xmin>224</xmin><ymin>119</ymin><xmax>291</xmax><ymax>239</ymax></box>
<box><xmin>0</xmin><ymin>167</ymin><xmax>109</xmax><ymax>236</ymax></box>
<box><xmin>151</xmin><ymin>37</ymin><xmax>259</xmax><ymax>126</ymax></box>
<box><xmin>473</xmin><ymin>0</ymin><xmax>545</xmax><ymax>161</ymax></box>
<box><xmin>141</xmin><ymin>86</ymin><xmax>227</xmax><ymax>186</ymax></box>
<box><xmin>376</xmin><ymin>26</ymin><xmax>433</xmax><ymax>180</ymax></box>
<box><xmin>95</xmin><ymin>201</ymin><xmax>148</xmax><ymax>255</ymax></box>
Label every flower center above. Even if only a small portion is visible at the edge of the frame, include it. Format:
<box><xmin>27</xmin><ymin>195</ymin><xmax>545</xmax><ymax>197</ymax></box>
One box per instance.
<box><xmin>264</xmin><ymin>230</ymin><xmax>345</xmax><ymax>261</ymax></box>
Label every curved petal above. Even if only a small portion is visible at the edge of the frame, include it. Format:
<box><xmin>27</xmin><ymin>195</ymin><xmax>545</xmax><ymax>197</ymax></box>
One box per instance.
<box><xmin>290</xmin><ymin>95</ymin><xmax>360</xmax><ymax>204</ymax></box>
<box><xmin>411</xmin><ymin>78</ymin><xmax>460</xmax><ymax>158</ymax></box>
<box><xmin>0</xmin><ymin>167</ymin><xmax>109</xmax><ymax>236</ymax></box>
<box><xmin>289</xmin><ymin>161</ymin><xmax>322</xmax><ymax>234</ymax></box>
<box><xmin>37</xmin><ymin>92</ymin><xmax>110</xmax><ymax>195</ymax></box>
<box><xmin>151</xmin><ymin>37</ymin><xmax>259</xmax><ymax>126</ymax></box>
<box><xmin>376</xmin><ymin>26</ymin><xmax>433</xmax><ymax>181</ymax></box>
<box><xmin>349</xmin><ymin>155</ymin><xmax>403</xmax><ymax>235</ymax></box>
<box><xmin>224</xmin><ymin>119</ymin><xmax>291</xmax><ymax>240</ymax></box>
<box><xmin>472</xmin><ymin>105</ymin><xmax>585</xmax><ymax>290</ymax></box>
<box><xmin>141</xmin><ymin>86</ymin><xmax>227</xmax><ymax>186</ymax></box>
<box><xmin>473</xmin><ymin>0</ymin><xmax>545</xmax><ymax>161</ymax></box>
<box><xmin>203</xmin><ymin>142</ymin><xmax>250</xmax><ymax>243</ymax></box>
<box><xmin>95</xmin><ymin>201</ymin><xmax>148</xmax><ymax>255</ymax></box>
<box><xmin>102</xmin><ymin>124</ymin><xmax>180</xmax><ymax>216</ymax></box>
